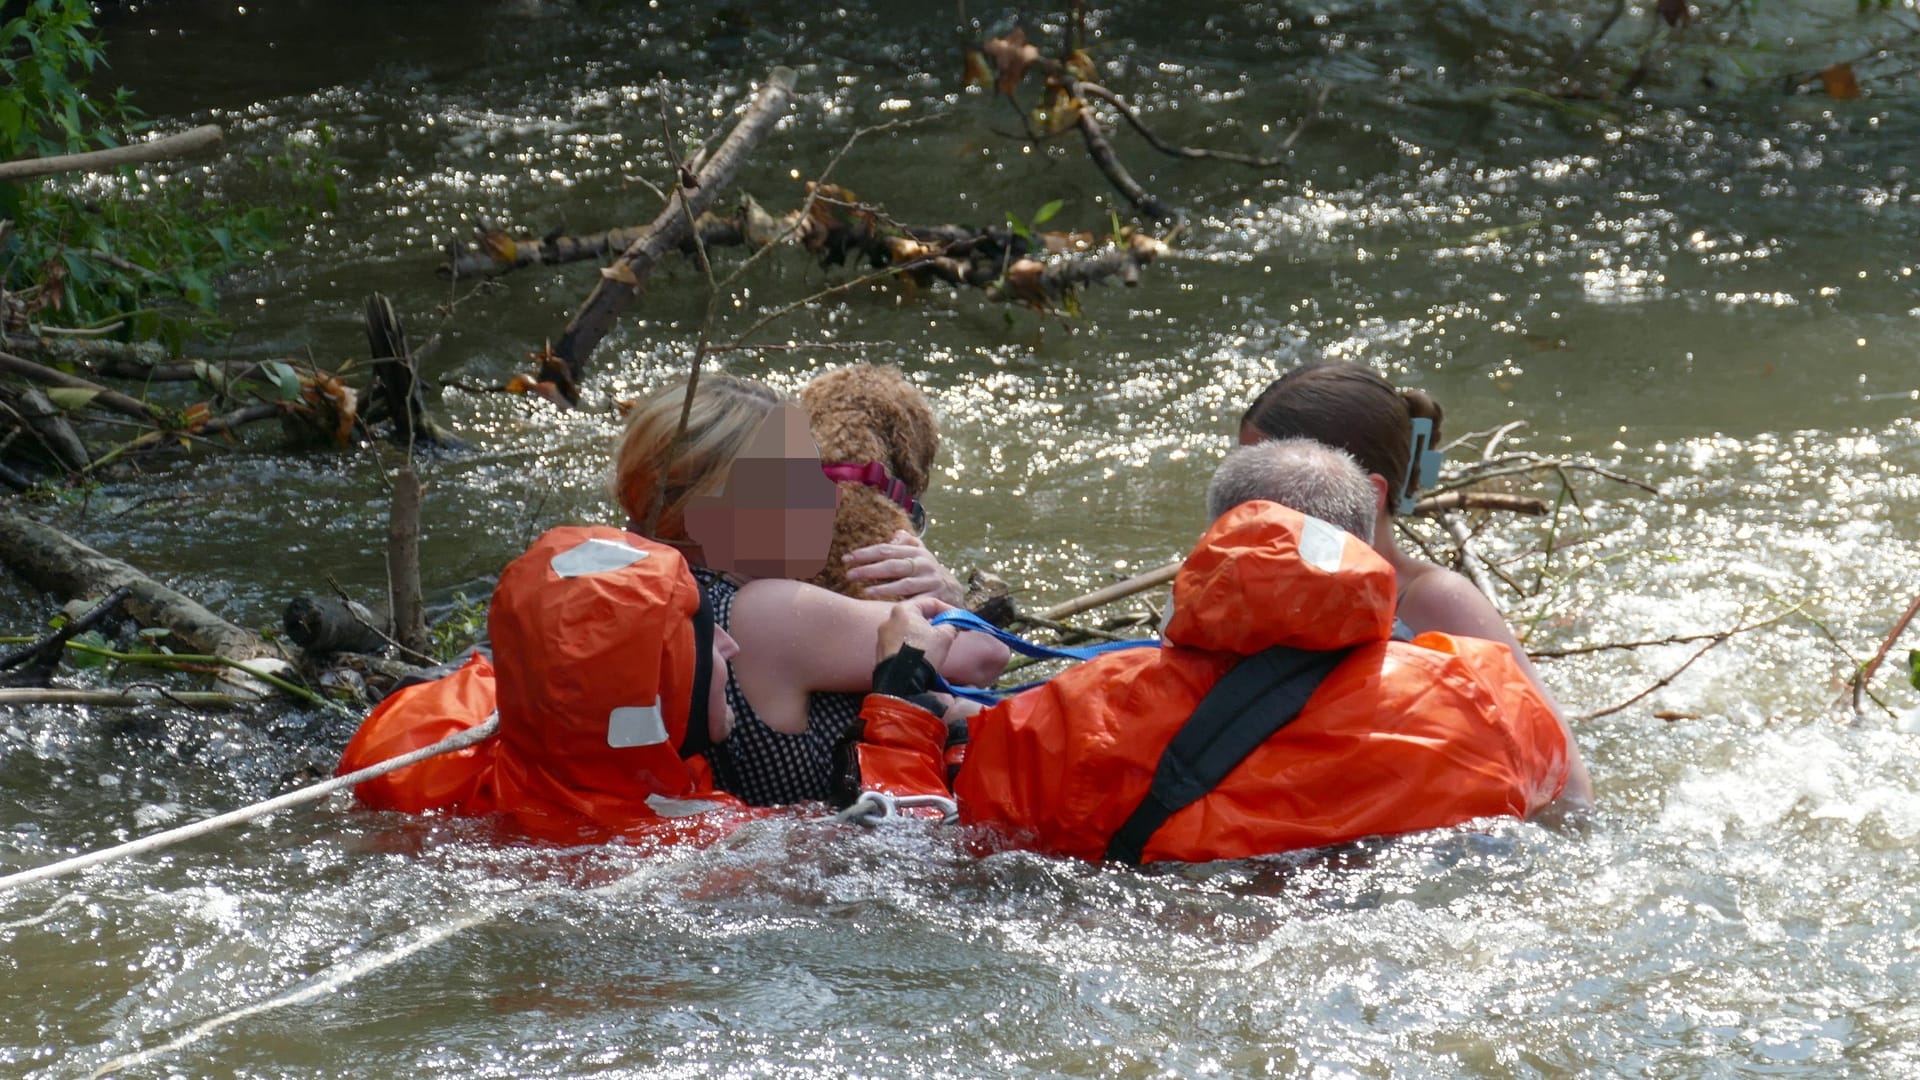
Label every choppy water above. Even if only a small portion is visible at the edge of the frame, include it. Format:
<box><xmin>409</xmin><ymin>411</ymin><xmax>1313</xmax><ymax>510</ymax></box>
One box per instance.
<box><xmin>4</xmin><ymin>1</ymin><xmax>1920</xmax><ymax>1075</ymax></box>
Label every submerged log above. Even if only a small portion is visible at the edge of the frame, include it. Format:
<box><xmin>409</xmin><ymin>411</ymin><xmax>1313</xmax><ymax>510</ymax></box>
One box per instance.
<box><xmin>0</xmin><ymin>509</ymin><xmax>292</xmax><ymax>684</ymax></box>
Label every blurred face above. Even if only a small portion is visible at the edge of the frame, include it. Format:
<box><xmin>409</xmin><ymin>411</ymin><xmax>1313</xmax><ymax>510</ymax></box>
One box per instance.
<box><xmin>682</xmin><ymin>404</ymin><xmax>837</xmax><ymax>581</ymax></box>
<box><xmin>706</xmin><ymin>626</ymin><xmax>740</xmax><ymax>744</ymax></box>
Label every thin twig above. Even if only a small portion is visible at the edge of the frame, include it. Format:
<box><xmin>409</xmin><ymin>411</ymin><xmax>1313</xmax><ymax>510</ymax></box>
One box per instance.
<box><xmin>704</xmin><ymin>341</ymin><xmax>898</xmax><ymax>354</ymax></box>
<box><xmin>1075</xmin><ymin>82</ymin><xmax>1289</xmax><ymax>167</ymax></box>
<box><xmin>1849</xmin><ymin>589</ymin><xmax>1920</xmax><ymax>716</ymax></box>
<box><xmin>1577</xmin><ymin>636</ymin><xmax>1725</xmax><ymax>722</ymax></box>
<box><xmin>1531</xmin><ymin>601</ymin><xmax>1806</xmax><ymax>659</ymax></box>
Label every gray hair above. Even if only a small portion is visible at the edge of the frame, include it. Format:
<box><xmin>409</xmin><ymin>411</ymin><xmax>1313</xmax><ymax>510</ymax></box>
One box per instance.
<box><xmin>1206</xmin><ymin>438</ymin><xmax>1377</xmax><ymax>538</ymax></box>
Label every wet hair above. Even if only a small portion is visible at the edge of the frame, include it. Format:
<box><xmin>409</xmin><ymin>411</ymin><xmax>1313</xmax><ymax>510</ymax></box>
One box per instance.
<box><xmin>1207</xmin><ymin>438</ymin><xmax>1376</xmax><ymax>539</ymax></box>
<box><xmin>611</xmin><ymin>374</ymin><xmax>782</xmax><ymax>541</ymax></box>
<box><xmin>1238</xmin><ymin>362</ymin><xmax>1444</xmax><ymax>516</ymax></box>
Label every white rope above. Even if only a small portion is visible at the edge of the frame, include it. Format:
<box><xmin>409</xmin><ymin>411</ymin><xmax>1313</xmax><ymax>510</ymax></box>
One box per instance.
<box><xmin>0</xmin><ymin>712</ymin><xmax>501</xmax><ymax>896</ymax></box>
<box><xmin>84</xmin><ymin>840</ymin><xmax>696</xmax><ymax>1076</ymax></box>
<box><xmin>830</xmin><ymin>790</ymin><xmax>959</xmax><ymax>826</ymax></box>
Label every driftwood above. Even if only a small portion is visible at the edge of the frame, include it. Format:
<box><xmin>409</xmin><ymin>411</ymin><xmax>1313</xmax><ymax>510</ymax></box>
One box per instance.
<box><xmin>0</xmin><ymin>349</ymin><xmax>160</xmax><ymax>421</ymax></box>
<box><xmin>1042</xmin><ymin>561</ymin><xmax>1182</xmax><ymax>622</ymax></box>
<box><xmin>0</xmin><ymin>508</ymin><xmax>290</xmax><ymax>681</ymax></box>
<box><xmin>365</xmin><ymin>293</ymin><xmax>461</xmax><ymax>450</ymax></box>
<box><xmin>6</xmin><ymin>385</ymin><xmax>90</xmax><ymax>471</ymax></box>
<box><xmin>550</xmin><ymin>66</ymin><xmax>797</xmax><ymax>402</ymax></box>
<box><xmin>445</xmin><ymin>192</ymin><xmax>1169</xmax><ymax>310</ymax></box>
<box><xmin>3</xmin><ymin>334</ymin><xmax>198</xmax><ymax>382</ymax></box>
<box><xmin>0</xmin><ymin>124</ymin><xmax>223</xmax><ymax>182</ymax></box>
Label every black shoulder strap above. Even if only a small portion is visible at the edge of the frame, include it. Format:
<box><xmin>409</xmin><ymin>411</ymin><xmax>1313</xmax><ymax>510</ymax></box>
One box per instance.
<box><xmin>1104</xmin><ymin>644</ymin><xmax>1351</xmax><ymax>865</ymax></box>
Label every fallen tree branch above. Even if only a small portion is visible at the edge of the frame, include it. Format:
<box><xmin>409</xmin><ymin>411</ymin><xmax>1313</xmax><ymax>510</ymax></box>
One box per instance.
<box><xmin>1429</xmin><ymin>453</ymin><xmax>1659</xmax><ymax>497</ymax></box>
<box><xmin>1439</xmin><ymin>510</ymin><xmax>1502</xmax><ymax>609</ymax></box>
<box><xmin>1041</xmin><ymin>560</ymin><xmax>1182</xmax><ymax>622</ymax></box>
<box><xmin>1531</xmin><ymin>601</ymin><xmax>1805</xmax><ymax>660</ymax></box>
<box><xmin>451</xmin><ymin>193</ymin><xmax>1171</xmax><ymax>312</ymax></box>
<box><xmin>0</xmin><ymin>508</ymin><xmax>294</xmax><ymax>690</ymax></box>
<box><xmin>1066</xmin><ymin>81</ymin><xmax>1170</xmax><ymax>221</ymax></box>
<box><xmin>0</xmin><ymin>349</ymin><xmax>161</xmax><ymax>421</ymax></box>
<box><xmin>550</xmin><ymin>66</ymin><xmax>797</xmax><ymax>403</ymax></box>
<box><xmin>1577</xmin><ymin>636</ymin><xmax>1726</xmax><ymax>722</ymax></box>
<box><xmin>4</xmin><ymin>334</ymin><xmax>203</xmax><ymax>382</ymax></box>
<box><xmin>1409</xmin><ymin>490</ymin><xmax>1549</xmax><ymax>516</ymax></box>
<box><xmin>0</xmin><ymin>124</ymin><xmax>223</xmax><ymax>182</ymax></box>
<box><xmin>1848</xmin><ymin>588</ymin><xmax>1920</xmax><ymax>717</ymax></box>
<box><xmin>1076</xmin><ymin>81</ymin><xmax>1288</xmax><ymax>168</ymax></box>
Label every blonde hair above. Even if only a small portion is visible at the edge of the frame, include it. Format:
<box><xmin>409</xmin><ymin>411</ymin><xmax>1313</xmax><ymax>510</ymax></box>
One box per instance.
<box><xmin>612</xmin><ymin>374</ymin><xmax>782</xmax><ymax>540</ymax></box>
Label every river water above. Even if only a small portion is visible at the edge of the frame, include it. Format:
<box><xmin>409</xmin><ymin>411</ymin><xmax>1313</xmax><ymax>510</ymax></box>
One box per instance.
<box><xmin>4</xmin><ymin>1</ymin><xmax>1920</xmax><ymax>1075</ymax></box>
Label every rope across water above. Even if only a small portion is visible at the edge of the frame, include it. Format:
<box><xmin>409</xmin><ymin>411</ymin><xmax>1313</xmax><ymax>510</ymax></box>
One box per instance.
<box><xmin>0</xmin><ymin>712</ymin><xmax>500</xmax><ymax>896</ymax></box>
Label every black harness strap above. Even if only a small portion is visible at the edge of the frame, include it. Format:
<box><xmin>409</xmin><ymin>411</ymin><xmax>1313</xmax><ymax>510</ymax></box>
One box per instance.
<box><xmin>1104</xmin><ymin>644</ymin><xmax>1353</xmax><ymax>865</ymax></box>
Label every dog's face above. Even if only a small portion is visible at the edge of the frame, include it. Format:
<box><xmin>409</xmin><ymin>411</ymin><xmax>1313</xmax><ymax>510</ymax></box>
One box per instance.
<box><xmin>799</xmin><ymin>365</ymin><xmax>939</xmax><ymax>496</ymax></box>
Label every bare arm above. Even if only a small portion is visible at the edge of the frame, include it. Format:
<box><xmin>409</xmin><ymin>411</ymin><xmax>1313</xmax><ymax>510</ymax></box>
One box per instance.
<box><xmin>725</xmin><ymin>578</ymin><xmax>1010</xmax><ymax>734</ymax></box>
<box><xmin>1398</xmin><ymin>568</ymin><xmax>1594</xmax><ymax>808</ymax></box>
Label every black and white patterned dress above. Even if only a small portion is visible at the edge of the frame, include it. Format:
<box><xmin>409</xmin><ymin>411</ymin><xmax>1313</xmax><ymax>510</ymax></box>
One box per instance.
<box><xmin>694</xmin><ymin>570</ymin><xmax>865</xmax><ymax>806</ymax></box>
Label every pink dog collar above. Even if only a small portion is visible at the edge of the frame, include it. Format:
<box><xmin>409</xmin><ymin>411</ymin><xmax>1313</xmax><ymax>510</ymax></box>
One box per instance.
<box><xmin>820</xmin><ymin>462</ymin><xmax>926</xmax><ymax>532</ymax></box>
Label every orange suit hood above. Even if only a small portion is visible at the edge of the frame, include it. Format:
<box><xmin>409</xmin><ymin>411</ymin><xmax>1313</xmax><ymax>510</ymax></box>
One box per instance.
<box><xmin>1164</xmin><ymin>500</ymin><xmax>1396</xmax><ymax>654</ymax></box>
<box><xmin>338</xmin><ymin>526</ymin><xmax>744</xmax><ymax>845</ymax></box>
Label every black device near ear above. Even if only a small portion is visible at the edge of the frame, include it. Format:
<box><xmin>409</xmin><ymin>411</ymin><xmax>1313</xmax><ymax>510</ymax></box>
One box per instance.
<box><xmin>1398</xmin><ymin>417</ymin><xmax>1442</xmax><ymax>515</ymax></box>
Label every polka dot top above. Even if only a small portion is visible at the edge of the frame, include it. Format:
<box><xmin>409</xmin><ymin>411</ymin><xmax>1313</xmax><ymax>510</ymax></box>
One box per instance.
<box><xmin>694</xmin><ymin>570</ymin><xmax>865</xmax><ymax>806</ymax></box>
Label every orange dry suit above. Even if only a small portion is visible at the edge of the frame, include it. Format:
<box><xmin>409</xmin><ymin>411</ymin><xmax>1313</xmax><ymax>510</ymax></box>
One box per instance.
<box><xmin>336</xmin><ymin>526</ymin><xmax>750</xmax><ymax>846</ymax></box>
<box><xmin>844</xmin><ymin>501</ymin><xmax>1570</xmax><ymax>864</ymax></box>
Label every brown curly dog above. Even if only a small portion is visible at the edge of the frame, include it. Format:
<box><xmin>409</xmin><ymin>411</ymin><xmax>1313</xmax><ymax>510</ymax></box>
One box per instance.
<box><xmin>799</xmin><ymin>364</ymin><xmax>939</xmax><ymax>599</ymax></box>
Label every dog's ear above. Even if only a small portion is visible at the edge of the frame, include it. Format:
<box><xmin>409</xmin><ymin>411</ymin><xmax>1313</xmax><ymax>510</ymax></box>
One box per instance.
<box><xmin>864</xmin><ymin>366</ymin><xmax>937</xmax><ymax>496</ymax></box>
<box><xmin>888</xmin><ymin>381</ymin><xmax>939</xmax><ymax>496</ymax></box>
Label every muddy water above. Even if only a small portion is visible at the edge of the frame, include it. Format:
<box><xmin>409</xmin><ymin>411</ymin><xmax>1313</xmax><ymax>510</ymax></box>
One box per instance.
<box><xmin>3</xmin><ymin>2</ymin><xmax>1919</xmax><ymax>1075</ymax></box>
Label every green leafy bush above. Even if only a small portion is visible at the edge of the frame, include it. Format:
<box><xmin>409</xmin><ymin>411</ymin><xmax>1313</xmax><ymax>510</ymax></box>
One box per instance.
<box><xmin>0</xmin><ymin>0</ymin><xmax>335</xmax><ymax>348</ymax></box>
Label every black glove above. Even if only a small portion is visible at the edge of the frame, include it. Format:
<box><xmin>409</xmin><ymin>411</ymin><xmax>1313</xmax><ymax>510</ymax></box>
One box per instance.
<box><xmin>871</xmin><ymin>643</ymin><xmax>947</xmax><ymax>715</ymax></box>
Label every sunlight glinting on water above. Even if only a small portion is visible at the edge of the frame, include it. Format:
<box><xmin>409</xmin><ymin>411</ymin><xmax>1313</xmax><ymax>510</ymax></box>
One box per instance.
<box><xmin>5</xmin><ymin>0</ymin><xmax>1920</xmax><ymax>1075</ymax></box>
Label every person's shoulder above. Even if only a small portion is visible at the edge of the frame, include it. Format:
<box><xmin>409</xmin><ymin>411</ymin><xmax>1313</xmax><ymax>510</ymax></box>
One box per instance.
<box><xmin>1396</xmin><ymin>562</ymin><xmax>1511</xmax><ymax>642</ymax></box>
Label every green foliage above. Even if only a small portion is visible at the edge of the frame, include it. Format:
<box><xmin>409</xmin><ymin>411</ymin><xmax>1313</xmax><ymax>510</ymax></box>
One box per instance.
<box><xmin>1005</xmin><ymin>198</ymin><xmax>1065</xmax><ymax>242</ymax></box>
<box><xmin>431</xmin><ymin>591</ymin><xmax>490</xmax><ymax>663</ymax></box>
<box><xmin>1907</xmin><ymin>648</ymin><xmax>1919</xmax><ymax>691</ymax></box>
<box><xmin>0</xmin><ymin>0</ymin><xmax>340</xmax><ymax>348</ymax></box>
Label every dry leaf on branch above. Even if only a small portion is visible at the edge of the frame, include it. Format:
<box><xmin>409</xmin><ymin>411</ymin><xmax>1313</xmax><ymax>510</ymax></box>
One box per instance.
<box><xmin>984</xmin><ymin>28</ymin><xmax>1042</xmax><ymax>98</ymax></box>
<box><xmin>1821</xmin><ymin>63</ymin><xmax>1861</xmax><ymax>100</ymax></box>
<box><xmin>599</xmin><ymin>262</ymin><xmax>641</xmax><ymax>288</ymax></box>
<box><xmin>477</xmin><ymin>231</ymin><xmax>519</xmax><ymax>263</ymax></box>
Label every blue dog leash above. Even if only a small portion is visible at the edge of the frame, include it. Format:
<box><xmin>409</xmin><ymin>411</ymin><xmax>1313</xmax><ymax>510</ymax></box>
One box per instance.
<box><xmin>929</xmin><ymin>608</ymin><xmax>1159</xmax><ymax>705</ymax></box>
